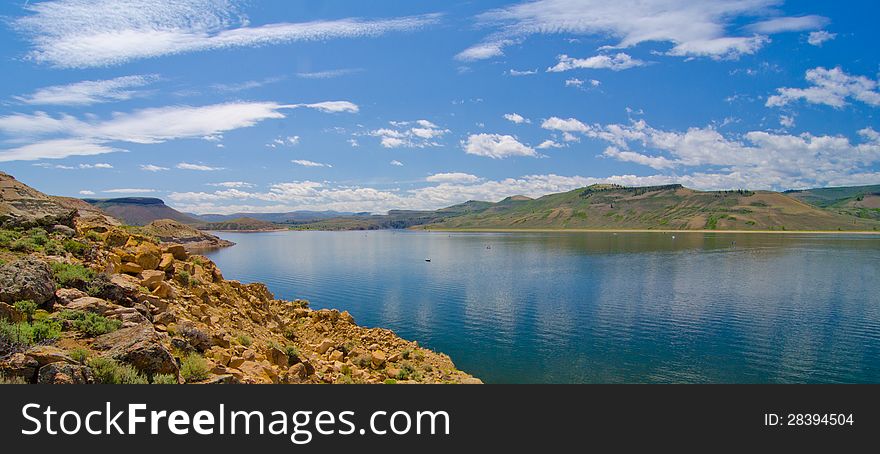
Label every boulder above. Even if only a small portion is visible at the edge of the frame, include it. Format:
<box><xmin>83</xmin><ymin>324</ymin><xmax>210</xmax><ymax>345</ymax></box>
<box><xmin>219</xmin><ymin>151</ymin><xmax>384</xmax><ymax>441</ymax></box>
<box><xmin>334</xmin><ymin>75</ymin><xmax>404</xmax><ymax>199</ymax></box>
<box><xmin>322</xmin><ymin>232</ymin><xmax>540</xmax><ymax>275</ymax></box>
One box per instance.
<box><xmin>0</xmin><ymin>257</ymin><xmax>56</xmax><ymax>306</ymax></box>
<box><xmin>151</xmin><ymin>281</ymin><xmax>174</xmax><ymax>299</ymax></box>
<box><xmin>267</xmin><ymin>346</ymin><xmax>289</xmax><ymax>368</ymax></box>
<box><xmin>371</xmin><ymin>350</ymin><xmax>387</xmax><ymax>368</ymax></box>
<box><xmin>316</xmin><ymin>338</ymin><xmax>334</xmax><ymax>355</ymax></box>
<box><xmin>38</xmin><ymin>363</ymin><xmax>93</xmax><ymax>384</ymax></box>
<box><xmin>121</xmin><ymin>262</ymin><xmax>143</xmax><ymax>275</ymax></box>
<box><xmin>0</xmin><ymin>353</ymin><xmax>39</xmax><ymax>383</ymax></box>
<box><xmin>54</xmin><ymin>288</ymin><xmax>88</xmax><ymax>306</ymax></box>
<box><xmin>66</xmin><ymin>296</ymin><xmax>119</xmax><ymax>315</ymax></box>
<box><xmin>92</xmin><ymin>325</ymin><xmax>178</xmax><ymax>376</ymax></box>
<box><xmin>135</xmin><ymin>249</ymin><xmax>160</xmax><ymax>271</ymax></box>
<box><xmin>158</xmin><ymin>253</ymin><xmax>175</xmax><ymax>272</ymax></box>
<box><xmin>328</xmin><ymin>350</ymin><xmax>345</xmax><ymax>362</ymax></box>
<box><xmin>162</xmin><ymin>244</ymin><xmax>188</xmax><ymax>261</ymax></box>
<box><xmin>0</xmin><ymin>302</ymin><xmax>24</xmax><ymax>323</ymax></box>
<box><xmin>140</xmin><ymin>270</ymin><xmax>165</xmax><ymax>288</ymax></box>
<box><xmin>104</xmin><ymin>230</ymin><xmax>130</xmax><ymax>248</ymax></box>
<box><xmin>52</xmin><ymin>224</ymin><xmax>77</xmax><ymax>238</ymax></box>
<box><xmin>25</xmin><ymin>346</ymin><xmax>74</xmax><ymax>366</ymax></box>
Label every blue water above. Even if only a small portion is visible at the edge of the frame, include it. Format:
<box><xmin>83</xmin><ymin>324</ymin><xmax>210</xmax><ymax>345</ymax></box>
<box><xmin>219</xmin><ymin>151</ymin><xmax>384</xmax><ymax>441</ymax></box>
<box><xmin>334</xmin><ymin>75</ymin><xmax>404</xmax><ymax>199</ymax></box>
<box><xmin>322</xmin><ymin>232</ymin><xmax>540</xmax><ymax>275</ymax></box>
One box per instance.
<box><xmin>203</xmin><ymin>230</ymin><xmax>880</xmax><ymax>384</ymax></box>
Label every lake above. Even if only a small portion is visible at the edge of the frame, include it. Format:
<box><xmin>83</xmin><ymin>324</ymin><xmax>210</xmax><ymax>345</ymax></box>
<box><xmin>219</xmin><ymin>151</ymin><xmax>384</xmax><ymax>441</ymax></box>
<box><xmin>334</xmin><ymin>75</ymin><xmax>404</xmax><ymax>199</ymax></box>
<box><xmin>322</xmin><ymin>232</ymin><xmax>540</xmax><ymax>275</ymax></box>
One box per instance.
<box><xmin>203</xmin><ymin>230</ymin><xmax>880</xmax><ymax>384</ymax></box>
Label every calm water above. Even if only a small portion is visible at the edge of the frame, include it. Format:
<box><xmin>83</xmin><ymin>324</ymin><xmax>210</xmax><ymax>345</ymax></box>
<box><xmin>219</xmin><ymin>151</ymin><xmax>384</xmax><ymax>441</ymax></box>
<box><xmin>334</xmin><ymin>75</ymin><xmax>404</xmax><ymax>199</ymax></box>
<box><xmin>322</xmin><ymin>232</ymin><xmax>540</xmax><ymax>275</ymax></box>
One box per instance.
<box><xmin>203</xmin><ymin>231</ymin><xmax>880</xmax><ymax>384</ymax></box>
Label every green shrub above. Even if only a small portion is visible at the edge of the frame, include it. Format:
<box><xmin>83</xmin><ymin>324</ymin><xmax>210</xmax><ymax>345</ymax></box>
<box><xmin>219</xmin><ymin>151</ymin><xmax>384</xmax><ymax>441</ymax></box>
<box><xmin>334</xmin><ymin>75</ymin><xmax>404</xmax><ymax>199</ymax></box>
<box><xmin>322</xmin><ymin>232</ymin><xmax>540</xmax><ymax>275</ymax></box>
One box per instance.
<box><xmin>0</xmin><ymin>319</ymin><xmax>61</xmax><ymax>347</ymax></box>
<box><xmin>383</xmin><ymin>379</ymin><xmax>397</xmax><ymax>385</ymax></box>
<box><xmin>236</xmin><ymin>334</ymin><xmax>252</xmax><ymax>347</ymax></box>
<box><xmin>176</xmin><ymin>271</ymin><xmax>191</xmax><ymax>287</ymax></box>
<box><xmin>180</xmin><ymin>353</ymin><xmax>210</xmax><ymax>383</ymax></box>
<box><xmin>26</xmin><ymin>228</ymin><xmax>48</xmax><ymax>246</ymax></box>
<box><xmin>10</xmin><ymin>237</ymin><xmax>38</xmax><ymax>253</ymax></box>
<box><xmin>51</xmin><ymin>262</ymin><xmax>95</xmax><ymax>289</ymax></box>
<box><xmin>13</xmin><ymin>300</ymin><xmax>37</xmax><ymax>323</ymax></box>
<box><xmin>59</xmin><ymin>310</ymin><xmax>122</xmax><ymax>337</ymax></box>
<box><xmin>0</xmin><ymin>229</ymin><xmax>19</xmax><ymax>249</ymax></box>
<box><xmin>63</xmin><ymin>240</ymin><xmax>90</xmax><ymax>257</ymax></box>
<box><xmin>84</xmin><ymin>231</ymin><xmax>103</xmax><ymax>242</ymax></box>
<box><xmin>285</xmin><ymin>344</ymin><xmax>300</xmax><ymax>360</ymax></box>
<box><xmin>88</xmin><ymin>357</ymin><xmax>149</xmax><ymax>384</ymax></box>
<box><xmin>43</xmin><ymin>239</ymin><xmax>65</xmax><ymax>256</ymax></box>
<box><xmin>152</xmin><ymin>374</ymin><xmax>179</xmax><ymax>385</ymax></box>
<box><xmin>69</xmin><ymin>348</ymin><xmax>89</xmax><ymax>364</ymax></box>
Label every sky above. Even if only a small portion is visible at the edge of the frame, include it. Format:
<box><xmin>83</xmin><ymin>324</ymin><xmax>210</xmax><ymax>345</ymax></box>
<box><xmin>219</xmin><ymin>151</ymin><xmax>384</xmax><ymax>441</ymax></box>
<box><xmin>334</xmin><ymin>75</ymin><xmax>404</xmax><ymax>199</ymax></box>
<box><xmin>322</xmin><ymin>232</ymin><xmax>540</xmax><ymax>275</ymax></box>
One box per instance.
<box><xmin>0</xmin><ymin>0</ymin><xmax>878</xmax><ymax>215</ymax></box>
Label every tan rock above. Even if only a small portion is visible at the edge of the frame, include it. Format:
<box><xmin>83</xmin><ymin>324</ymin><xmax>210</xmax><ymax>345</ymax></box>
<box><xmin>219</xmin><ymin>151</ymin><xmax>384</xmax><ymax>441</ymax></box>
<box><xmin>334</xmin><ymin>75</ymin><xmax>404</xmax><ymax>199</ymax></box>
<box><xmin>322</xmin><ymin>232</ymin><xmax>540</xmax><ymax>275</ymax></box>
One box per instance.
<box><xmin>140</xmin><ymin>270</ymin><xmax>165</xmax><ymax>288</ymax></box>
<box><xmin>25</xmin><ymin>346</ymin><xmax>75</xmax><ymax>366</ymax></box>
<box><xmin>151</xmin><ymin>281</ymin><xmax>174</xmax><ymax>299</ymax></box>
<box><xmin>67</xmin><ymin>296</ymin><xmax>119</xmax><ymax>315</ymax></box>
<box><xmin>371</xmin><ymin>350</ymin><xmax>386</xmax><ymax>368</ymax></box>
<box><xmin>54</xmin><ymin>288</ymin><xmax>88</xmax><ymax>306</ymax></box>
<box><xmin>121</xmin><ymin>262</ymin><xmax>143</xmax><ymax>275</ymax></box>
<box><xmin>328</xmin><ymin>350</ymin><xmax>344</xmax><ymax>362</ymax></box>
<box><xmin>267</xmin><ymin>346</ymin><xmax>289</xmax><ymax>368</ymax></box>
<box><xmin>162</xmin><ymin>244</ymin><xmax>187</xmax><ymax>261</ymax></box>
<box><xmin>228</xmin><ymin>357</ymin><xmax>246</xmax><ymax>369</ymax></box>
<box><xmin>135</xmin><ymin>251</ymin><xmax>160</xmax><ymax>271</ymax></box>
<box><xmin>158</xmin><ymin>253</ymin><xmax>175</xmax><ymax>271</ymax></box>
<box><xmin>0</xmin><ymin>302</ymin><xmax>24</xmax><ymax>323</ymax></box>
<box><xmin>316</xmin><ymin>338</ymin><xmax>334</xmax><ymax>355</ymax></box>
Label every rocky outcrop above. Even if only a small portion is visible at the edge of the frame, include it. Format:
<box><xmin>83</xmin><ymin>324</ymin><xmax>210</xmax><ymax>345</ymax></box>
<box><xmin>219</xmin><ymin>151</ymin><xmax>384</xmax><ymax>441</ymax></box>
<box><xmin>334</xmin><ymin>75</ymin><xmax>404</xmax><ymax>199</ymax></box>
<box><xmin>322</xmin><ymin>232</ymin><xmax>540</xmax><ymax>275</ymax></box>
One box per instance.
<box><xmin>142</xmin><ymin>219</ymin><xmax>234</xmax><ymax>251</ymax></box>
<box><xmin>0</xmin><ymin>257</ymin><xmax>56</xmax><ymax>306</ymax></box>
<box><xmin>0</xmin><ymin>171</ymin><xmax>77</xmax><ymax>229</ymax></box>
<box><xmin>92</xmin><ymin>324</ymin><xmax>179</xmax><ymax>377</ymax></box>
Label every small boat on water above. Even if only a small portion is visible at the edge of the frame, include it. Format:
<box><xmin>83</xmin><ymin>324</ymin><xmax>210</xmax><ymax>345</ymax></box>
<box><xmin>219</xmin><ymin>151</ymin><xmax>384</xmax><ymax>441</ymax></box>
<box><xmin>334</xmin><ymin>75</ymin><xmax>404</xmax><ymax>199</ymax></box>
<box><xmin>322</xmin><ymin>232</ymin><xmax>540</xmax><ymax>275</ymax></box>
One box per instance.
<box><xmin>425</xmin><ymin>259</ymin><xmax>432</xmax><ymax>262</ymax></box>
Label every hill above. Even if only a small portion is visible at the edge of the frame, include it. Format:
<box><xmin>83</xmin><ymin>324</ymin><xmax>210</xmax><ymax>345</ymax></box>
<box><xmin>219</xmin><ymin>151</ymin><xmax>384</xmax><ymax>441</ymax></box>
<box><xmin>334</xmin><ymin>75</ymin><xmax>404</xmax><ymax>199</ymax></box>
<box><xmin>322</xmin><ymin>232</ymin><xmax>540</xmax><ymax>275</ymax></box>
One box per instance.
<box><xmin>195</xmin><ymin>210</ymin><xmax>358</xmax><ymax>224</ymax></box>
<box><xmin>140</xmin><ymin>219</ymin><xmax>235</xmax><ymax>249</ymax></box>
<box><xmin>84</xmin><ymin>198</ymin><xmax>201</xmax><ymax>226</ymax></box>
<box><xmin>786</xmin><ymin>185</ymin><xmax>880</xmax><ymax>221</ymax></box>
<box><xmin>419</xmin><ymin>184</ymin><xmax>880</xmax><ymax>231</ymax></box>
<box><xmin>193</xmin><ymin>217</ymin><xmax>280</xmax><ymax>231</ymax></box>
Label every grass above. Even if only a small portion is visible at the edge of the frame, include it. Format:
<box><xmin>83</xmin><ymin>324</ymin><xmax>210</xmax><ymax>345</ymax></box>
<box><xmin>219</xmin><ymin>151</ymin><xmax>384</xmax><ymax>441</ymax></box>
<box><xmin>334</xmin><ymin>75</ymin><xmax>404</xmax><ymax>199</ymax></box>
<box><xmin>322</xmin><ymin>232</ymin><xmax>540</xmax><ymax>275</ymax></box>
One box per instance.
<box><xmin>0</xmin><ymin>319</ymin><xmax>61</xmax><ymax>345</ymax></box>
<box><xmin>68</xmin><ymin>347</ymin><xmax>89</xmax><ymax>364</ymax></box>
<box><xmin>180</xmin><ymin>353</ymin><xmax>210</xmax><ymax>383</ymax></box>
<box><xmin>62</xmin><ymin>239</ymin><xmax>90</xmax><ymax>258</ymax></box>
<box><xmin>152</xmin><ymin>374</ymin><xmax>179</xmax><ymax>385</ymax></box>
<box><xmin>59</xmin><ymin>310</ymin><xmax>122</xmax><ymax>337</ymax></box>
<box><xmin>51</xmin><ymin>262</ymin><xmax>95</xmax><ymax>289</ymax></box>
<box><xmin>88</xmin><ymin>357</ymin><xmax>148</xmax><ymax>384</ymax></box>
<box><xmin>236</xmin><ymin>334</ymin><xmax>253</xmax><ymax>347</ymax></box>
<box><xmin>176</xmin><ymin>270</ymin><xmax>192</xmax><ymax>287</ymax></box>
<box><xmin>13</xmin><ymin>300</ymin><xmax>37</xmax><ymax>323</ymax></box>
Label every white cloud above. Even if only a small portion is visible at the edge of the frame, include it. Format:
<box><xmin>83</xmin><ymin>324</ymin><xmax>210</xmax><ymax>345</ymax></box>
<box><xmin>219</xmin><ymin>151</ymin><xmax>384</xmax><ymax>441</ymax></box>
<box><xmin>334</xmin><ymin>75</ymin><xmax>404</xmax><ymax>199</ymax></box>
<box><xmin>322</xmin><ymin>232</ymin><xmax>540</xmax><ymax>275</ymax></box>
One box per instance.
<box><xmin>390</xmin><ymin>160</ymin><xmax>404</xmax><ymax>166</ymax></box>
<box><xmin>807</xmin><ymin>30</ymin><xmax>836</xmax><ymax>46</ymax></box>
<box><xmin>462</xmin><ymin>133</ymin><xmax>538</xmax><ymax>159</ymax></box>
<box><xmin>504</xmin><ymin>113</ymin><xmax>530</xmax><ymax>124</ymax></box>
<box><xmin>78</xmin><ymin>190</ymin><xmax>95</xmax><ymax>195</ymax></box>
<box><xmin>507</xmin><ymin>68</ymin><xmax>538</xmax><ymax>76</ymax></box>
<box><xmin>458</xmin><ymin>0</ymin><xmax>810</xmax><ymax>61</ymax></box>
<box><xmin>369</xmin><ymin>120</ymin><xmax>449</xmax><ymax>148</ymax></box>
<box><xmin>541</xmin><ymin>117</ymin><xmax>590</xmax><ymax>133</ymax></box>
<box><xmin>104</xmin><ymin>188</ymin><xmax>156</xmax><ymax>194</ymax></box>
<box><xmin>140</xmin><ymin>164</ymin><xmax>169</xmax><ymax>172</ymax></box>
<box><xmin>562</xmin><ymin>117</ymin><xmax>880</xmax><ymax>189</ymax></box>
<box><xmin>211</xmin><ymin>76</ymin><xmax>284</xmax><ymax>93</ymax></box>
<box><xmin>0</xmin><ymin>139</ymin><xmax>121</xmax><ymax>162</ymax></box>
<box><xmin>176</xmin><ymin>162</ymin><xmax>224</xmax><ymax>171</ymax></box>
<box><xmin>207</xmin><ymin>181</ymin><xmax>254</xmax><ymax>188</ymax></box>
<box><xmin>565</xmin><ymin>78</ymin><xmax>584</xmax><ymax>87</ymax></box>
<box><xmin>14</xmin><ymin>0</ymin><xmax>440</xmax><ymax>68</ymax></box>
<box><xmin>766</xmin><ymin>67</ymin><xmax>880</xmax><ymax>108</ymax></box>
<box><xmin>779</xmin><ymin>115</ymin><xmax>795</xmax><ymax>128</ymax></box>
<box><xmin>0</xmin><ymin>100</ymin><xmax>355</xmax><ymax>161</ymax></box>
<box><xmin>548</xmin><ymin>53</ymin><xmax>646</xmax><ymax>72</ymax></box>
<box><xmin>745</xmin><ymin>15</ymin><xmax>828</xmax><ymax>34</ymax></box>
<box><xmin>348</xmin><ymin>139</ymin><xmax>360</xmax><ymax>147</ymax></box>
<box><xmin>266</xmin><ymin>136</ymin><xmax>300</xmax><ymax>148</ymax></box>
<box><xmin>14</xmin><ymin>74</ymin><xmax>159</xmax><ymax>106</ymax></box>
<box><xmin>426</xmin><ymin>172</ymin><xmax>480</xmax><ymax>183</ymax></box>
<box><xmin>292</xmin><ymin>101</ymin><xmax>360</xmax><ymax>114</ymax></box>
<box><xmin>79</xmin><ymin>163</ymin><xmax>113</xmax><ymax>169</ymax></box>
<box><xmin>536</xmin><ymin>140</ymin><xmax>564</xmax><ymax>149</ymax></box>
<box><xmin>296</xmin><ymin>68</ymin><xmax>363</xmax><ymax>79</ymax></box>
<box><xmin>292</xmin><ymin>160</ymin><xmax>332</xmax><ymax>168</ymax></box>
<box><xmin>33</xmin><ymin>162</ymin><xmax>113</xmax><ymax>170</ymax></box>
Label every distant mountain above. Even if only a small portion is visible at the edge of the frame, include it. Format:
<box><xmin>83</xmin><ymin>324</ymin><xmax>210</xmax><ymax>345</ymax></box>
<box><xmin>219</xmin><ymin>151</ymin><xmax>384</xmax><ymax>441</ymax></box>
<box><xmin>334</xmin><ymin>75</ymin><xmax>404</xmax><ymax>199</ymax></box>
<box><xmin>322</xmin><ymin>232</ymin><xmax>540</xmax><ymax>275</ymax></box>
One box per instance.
<box><xmin>193</xmin><ymin>217</ymin><xmax>279</xmax><ymax>231</ymax></box>
<box><xmin>786</xmin><ymin>185</ymin><xmax>880</xmax><ymax>220</ymax></box>
<box><xmin>193</xmin><ymin>210</ymin><xmax>358</xmax><ymax>224</ymax></box>
<box><xmin>418</xmin><ymin>184</ymin><xmax>880</xmax><ymax>231</ymax></box>
<box><xmin>83</xmin><ymin>197</ymin><xmax>201</xmax><ymax>226</ymax></box>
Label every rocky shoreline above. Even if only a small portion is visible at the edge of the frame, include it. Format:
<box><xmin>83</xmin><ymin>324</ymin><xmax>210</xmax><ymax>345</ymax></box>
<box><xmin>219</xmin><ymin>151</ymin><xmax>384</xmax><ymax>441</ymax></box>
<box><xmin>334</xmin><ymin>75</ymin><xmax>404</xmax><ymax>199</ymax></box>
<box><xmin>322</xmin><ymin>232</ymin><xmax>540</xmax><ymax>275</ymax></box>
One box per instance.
<box><xmin>0</xmin><ymin>172</ymin><xmax>480</xmax><ymax>385</ymax></box>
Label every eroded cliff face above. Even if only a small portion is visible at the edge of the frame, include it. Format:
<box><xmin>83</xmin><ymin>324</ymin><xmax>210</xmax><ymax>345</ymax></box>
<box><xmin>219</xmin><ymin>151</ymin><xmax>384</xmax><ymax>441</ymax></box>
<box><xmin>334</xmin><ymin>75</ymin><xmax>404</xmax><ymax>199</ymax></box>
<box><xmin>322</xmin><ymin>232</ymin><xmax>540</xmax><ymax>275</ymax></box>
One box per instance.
<box><xmin>0</xmin><ymin>192</ymin><xmax>480</xmax><ymax>385</ymax></box>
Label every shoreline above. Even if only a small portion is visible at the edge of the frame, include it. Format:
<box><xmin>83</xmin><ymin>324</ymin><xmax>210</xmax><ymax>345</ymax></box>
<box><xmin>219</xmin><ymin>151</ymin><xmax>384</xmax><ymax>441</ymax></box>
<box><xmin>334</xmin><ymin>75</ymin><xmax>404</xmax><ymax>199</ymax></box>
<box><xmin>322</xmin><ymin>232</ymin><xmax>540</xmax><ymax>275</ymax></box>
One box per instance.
<box><xmin>417</xmin><ymin>228</ymin><xmax>880</xmax><ymax>235</ymax></box>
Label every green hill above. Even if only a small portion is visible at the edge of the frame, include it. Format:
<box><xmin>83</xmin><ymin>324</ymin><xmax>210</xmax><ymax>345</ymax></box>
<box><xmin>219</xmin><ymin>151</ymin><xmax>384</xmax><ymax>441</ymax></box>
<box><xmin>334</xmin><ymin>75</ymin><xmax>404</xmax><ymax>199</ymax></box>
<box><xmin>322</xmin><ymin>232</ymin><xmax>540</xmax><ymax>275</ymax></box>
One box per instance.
<box><xmin>420</xmin><ymin>184</ymin><xmax>880</xmax><ymax>231</ymax></box>
<box><xmin>786</xmin><ymin>185</ymin><xmax>880</xmax><ymax>221</ymax></box>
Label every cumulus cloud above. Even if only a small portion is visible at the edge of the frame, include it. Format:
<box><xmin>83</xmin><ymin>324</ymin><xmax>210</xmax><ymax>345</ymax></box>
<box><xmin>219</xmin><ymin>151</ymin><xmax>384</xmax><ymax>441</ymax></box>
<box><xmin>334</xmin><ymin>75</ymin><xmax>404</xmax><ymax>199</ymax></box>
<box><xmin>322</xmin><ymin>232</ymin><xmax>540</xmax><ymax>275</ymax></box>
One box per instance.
<box><xmin>369</xmin><ymin>120</ymin><xmax>449</xmax><ymax>148</ymax></box>
<box><xmin>292</xmin><ymin>160</ymin><xmax>332</xmax><ymax>168</ymax></box>
<box><xmin>390</xmin><ymin>160</ymin><xmax>404</xmax><ymax>166</ymax></box>
<box><xmin>554</xmin><ymin>117</ymin><xmax>880</xmax><ymax>189</ymax></box>
<box><xmin>13</xmin><ymin>0</ymin><xmax>440</xmax><ymax>68</ymax></box>
<box><xmin>462</xmin><ymin>133</ymin><xmax>538</xmax><ymax>159</ymax></box>
<box><xmin>457</xmin><ymin>0</ymin><xmax>818</xmax><ymax>61</ymax></box>
<box><xmin>766</xmin><ymin>67</ymin><xmax>880</xmax><ymax>108</ymax></box>
<box><xmin>176</xmin><ymin>162</ymin><xmax>224</xmax><ymax>171</ymax></box>
<box><xmin>426</xmin><ymin>172</ymin><xmax>480</xmax><ymax>183</ymax></box>
<box><xmin>537</xmin><ymin>140</ymin><xmax>564</xmax><ymax>149</ymax></box>
<box><xmin>504</xmin><ymin>113</ymin><xmax>530</xmax><ymax>124</ymax></box>
<box><xmin>78</xmin><ymin>190</ymin><xmax>95</xmax><ymax>195</ymax></box>
<box><xmin>541</xmin><ymin>117</ymin><xmax>590</xmax><ymax>133</ymax></box>
<box><xmin>0</xmin><ymin>100</ymin><xmax>356</xmax><ymax>161</ymax></box>
<box><xmin>807</xmin><ymin>30</ymin><xmax>836</xmax><ymax>46</ymax></box>
<box><xmin>547</xmin><ymin>53</ymin><xmax>646</xmax><ymax>72</ymax></box>
<box><xmin>266</xmin><ymin>136</ymin><xmax>300</xmax><ymax>148</ymax></box>
<box><xmin>14</xmin><ymin>74</ymin><xmax>159</xmax><ymax>106</ymax></box>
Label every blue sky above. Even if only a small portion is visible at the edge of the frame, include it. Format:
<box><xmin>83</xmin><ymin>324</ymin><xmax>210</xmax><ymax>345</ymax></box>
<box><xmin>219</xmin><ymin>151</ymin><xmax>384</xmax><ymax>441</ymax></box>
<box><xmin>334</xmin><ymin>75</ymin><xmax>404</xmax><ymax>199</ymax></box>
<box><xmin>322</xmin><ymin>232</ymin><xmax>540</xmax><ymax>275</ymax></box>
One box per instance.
<box><xmin>0</xmin><ymin>0</ymin><xmax>878</xmax><ymax>214</ymax></box>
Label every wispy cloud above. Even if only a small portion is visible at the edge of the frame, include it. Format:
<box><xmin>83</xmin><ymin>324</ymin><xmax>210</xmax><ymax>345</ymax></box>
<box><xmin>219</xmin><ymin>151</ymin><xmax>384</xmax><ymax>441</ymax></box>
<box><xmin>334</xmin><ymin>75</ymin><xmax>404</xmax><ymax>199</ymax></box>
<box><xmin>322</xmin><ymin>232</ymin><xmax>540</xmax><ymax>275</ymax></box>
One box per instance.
<box><xmin>104</xmin><ymin>188</ymin><xmax>156</xmax><ymax>194</ymax></box>
<box><xmin>292</xmin><ymin>159</ymin><xmax>332</xmax><ymax>168</ymax></box>
<box><xmin>140</xmin><ymin>164</ymin><xmax>169</xmax><ymax>172</ymax></box>
<box><xmin>457</xmin><ymin>0</ymin><xmax>823</xmax><ymax>61</ymax></box>
<box><xmin>296</xmin><ymin>68</ymin><xmax>363</xmax><ymax>79</ymax></box>
<box><xmin>426</xmin><ymin>172</ymin><xmax>480</xmax><ymax>183</ymax></box>
<box><xmin>369</xmin><ymin>120</ymin><xmax>449</xmax><ymax>148</ymax></box>
<box><xmin>14</xmin><ymin>0</ymin><xmax>441</xmax><ymax>68</ymax></box>
<box><xmin>211</xmin><ymin>76</ymin><xmax>285</xmax><ymax>93</ymax></box>
<box><xmin>14</xmin><ymin>74</ymin><xmax>159</xmax><ymax>106</ymax></box>
<box><xmin>176</xmin><ymin>162</ymin><xmax>224</xmax><ymax>171</ymax></box>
